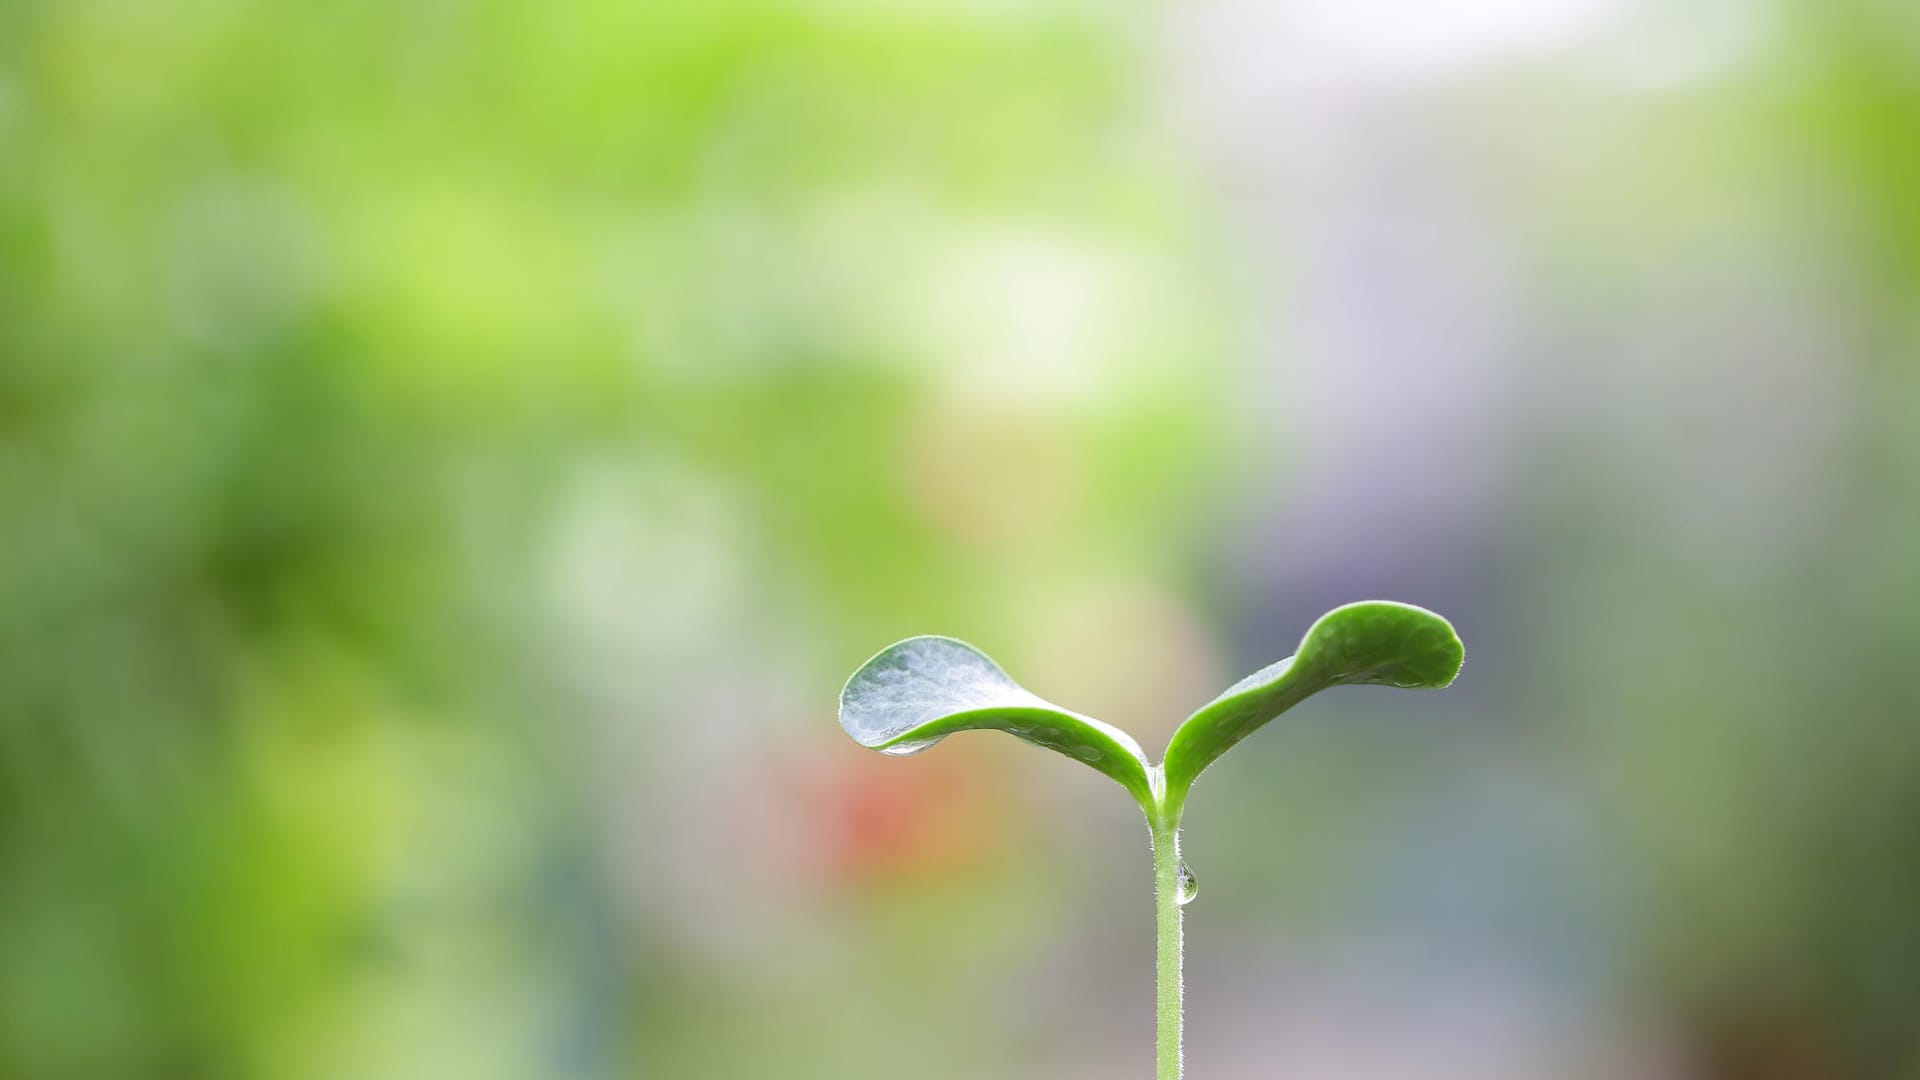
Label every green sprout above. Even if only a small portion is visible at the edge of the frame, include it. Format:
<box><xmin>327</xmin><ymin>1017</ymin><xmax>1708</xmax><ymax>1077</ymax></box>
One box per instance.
<box><xmin>838</xmin><ymin>601</ymin><xmax>1464</xmax><ymax>1079</ymax></box>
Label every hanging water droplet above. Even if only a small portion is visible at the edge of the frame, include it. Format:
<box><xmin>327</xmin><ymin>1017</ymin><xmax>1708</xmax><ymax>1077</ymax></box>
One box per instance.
<box><xmin>880</xmin><ymin>736</ymin><xmax>943</xmax><ymax>756</ymax></box>
<box><xmin>1175</xmin><ymin>861</ymin><xmax>1198</xmax><ymax>906</ymax></box>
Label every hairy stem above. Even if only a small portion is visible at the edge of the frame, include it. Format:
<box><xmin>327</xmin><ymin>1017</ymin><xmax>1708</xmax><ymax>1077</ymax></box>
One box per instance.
<box><xmin>1151</xmin><ymin>814</ymin><xmax>1183</xmax><ymax>1080</ymax></box>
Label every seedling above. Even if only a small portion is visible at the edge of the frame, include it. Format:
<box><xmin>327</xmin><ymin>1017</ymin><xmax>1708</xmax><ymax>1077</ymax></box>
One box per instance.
<box><xmin>838</xmin><ymin>601</ymin><xmax>1463</xmax><ymax>1079</ymax></box>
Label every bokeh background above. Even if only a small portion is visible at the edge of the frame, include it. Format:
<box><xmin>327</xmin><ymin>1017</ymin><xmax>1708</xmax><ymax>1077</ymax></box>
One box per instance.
<box><xmin>4</xmin><ymin>0</ymin><xmax>1919</xmax><ymax>1077</ymax></box>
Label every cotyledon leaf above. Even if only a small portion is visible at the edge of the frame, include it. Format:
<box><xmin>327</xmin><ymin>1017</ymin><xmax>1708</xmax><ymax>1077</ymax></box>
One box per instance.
<box><xmin>1161</xmin><ymin>601</ymin><xmax>1463</xmax><ymax>812</ymax></box>
<box><xmin>839</xmin><ymin>635</ymin><xmax>1155</xmax><ymax>808</ymax></box>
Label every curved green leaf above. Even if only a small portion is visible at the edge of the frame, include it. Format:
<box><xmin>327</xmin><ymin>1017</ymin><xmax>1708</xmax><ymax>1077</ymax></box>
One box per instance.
<box><xmin>1161</xmin><ymin>601</ymin><xmax>1462</xmax><ymax>810</ymax></box>
<box><xmin>839</xmin><ymin>635</ymin><xmax>1155</xmax><ymax>806</ymax></box>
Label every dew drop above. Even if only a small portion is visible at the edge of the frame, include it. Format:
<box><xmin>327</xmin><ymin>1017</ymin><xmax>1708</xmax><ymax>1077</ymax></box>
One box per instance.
<box><xmin>1175</xmin><ymin>861</ymin><xmax>1198</xmax><ymax>906</ymax></box>
<box><xmin>880</xmin><ymin>736</ymin><xmax>942</xmax><ymax>756</ymax></box>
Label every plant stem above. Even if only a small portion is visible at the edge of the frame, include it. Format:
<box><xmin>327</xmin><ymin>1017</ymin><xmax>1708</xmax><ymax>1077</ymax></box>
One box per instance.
<box><xmin>1151</xmin><ymin>813</ymin><xmax>1183</xmax><ymax>1080</ymax></box>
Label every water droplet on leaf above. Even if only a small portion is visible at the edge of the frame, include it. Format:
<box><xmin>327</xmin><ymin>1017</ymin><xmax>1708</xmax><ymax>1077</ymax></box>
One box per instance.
<box><xmin>1175</xmin><ymin>861</ymin><xmax>1198</xmax><ymax>906</ymax></box>
<box><xmin>880</xmin><ymin>736</ymin><xmax>943</xmax><ymax>756</ymax></box>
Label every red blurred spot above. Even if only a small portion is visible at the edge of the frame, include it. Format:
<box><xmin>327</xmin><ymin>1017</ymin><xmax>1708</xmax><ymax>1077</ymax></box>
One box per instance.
<box><xmin>787</xmin><ymin>740</ymin><xmax>1002</xmax><ymax>887</ymax></box>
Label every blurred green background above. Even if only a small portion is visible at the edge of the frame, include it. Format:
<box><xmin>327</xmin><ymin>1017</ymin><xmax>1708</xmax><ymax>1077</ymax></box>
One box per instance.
<box><xmin>3</xmin><ymin>0</ymin><xmax>1918</xmax><ymax>1077</ymax></box>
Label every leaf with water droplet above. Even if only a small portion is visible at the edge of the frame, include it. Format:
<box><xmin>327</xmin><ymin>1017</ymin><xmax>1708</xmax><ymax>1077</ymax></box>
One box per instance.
<box><xmin>1161</xmin><ymin>601</ymin><xmax>1463</xmax><ymax>810</ymax></box>
<box><xmin>839</xmin><ymin>636</ymin><xmax>1155</xmax><ymax>806</ymax></box>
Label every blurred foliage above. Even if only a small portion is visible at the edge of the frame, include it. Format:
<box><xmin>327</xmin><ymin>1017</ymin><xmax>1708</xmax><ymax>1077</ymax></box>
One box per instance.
<box><xmin>0</xmin><ymin>1</ymin><xmax>1219</xmax><ymax>1077</ymax></box>
<box><xmin>1518</xmin><ymin>4</ymin><xmax>1920</xmax><ymax>1072</ymax></box>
